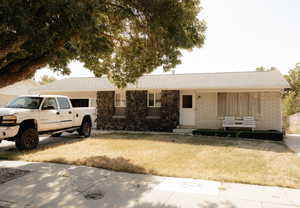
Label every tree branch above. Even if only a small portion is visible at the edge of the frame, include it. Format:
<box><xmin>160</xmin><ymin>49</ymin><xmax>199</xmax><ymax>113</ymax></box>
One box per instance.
<box><xmin>0</xmin><ymin>32</ymin><xmax>80</xmax><ymax>88</ymax></box>
<box><xmin>0</xmin><ymin>36</ymin><xmax>29</xmax><ymax>60</ymax></box>
<box><xmin>0</xmin><ymin>54</ymin><xmax>51</xmax><ymax>88</ymax></box>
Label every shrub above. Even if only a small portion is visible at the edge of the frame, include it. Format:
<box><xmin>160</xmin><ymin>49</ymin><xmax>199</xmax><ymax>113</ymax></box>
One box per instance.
<box><xmin>192</xmin><ymin>129</ymin><xmax>283</xmax><ymax>141</ymax></box>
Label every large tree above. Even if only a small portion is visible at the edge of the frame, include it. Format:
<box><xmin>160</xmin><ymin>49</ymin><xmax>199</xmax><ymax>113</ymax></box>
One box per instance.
<box><xmin>0</xmin><ymin>0</ymin><xmax>206</xmax><ymax>88</ymax></box>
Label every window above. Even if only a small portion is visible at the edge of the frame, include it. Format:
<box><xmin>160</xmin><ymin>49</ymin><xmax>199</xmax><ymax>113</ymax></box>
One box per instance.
<box><xmin>217</xmin><ymin>92</ymin><xmax>261</xmax><ymax>117</ymax></box>
<box><xmin>70</xmin><ymin>99</ymin><xmax>89</xmax><ymax>108</ymax></box>
<box><xmin>57</xmin><ymin>97</ymin><xmax>71</xmax><ymax>109</ymax></box>
<box><xmin>42</xmin><ymin>98</ymin><xmax>58</xmax><ymax>110</ymax></box>
<box><xmin>148</xmin><ymin>91</ymin><xmax>161</xmax><ymax>107</ymax></box>
<box><xmin>115</xmin><ymin>91</ymin><xmax>126</xmax><ymax>107</ymax></box>
<box><xmin>182</xmin><ymin>95</ymin><xmax>193</xmax><ymax>108</ymax></box>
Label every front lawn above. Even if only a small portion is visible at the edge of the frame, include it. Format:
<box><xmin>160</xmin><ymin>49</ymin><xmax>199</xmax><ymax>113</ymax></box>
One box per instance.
<box><xmin>1</xmin><ymin>134</ymin><xmax>300</xmax><ymax>189</ymax></box>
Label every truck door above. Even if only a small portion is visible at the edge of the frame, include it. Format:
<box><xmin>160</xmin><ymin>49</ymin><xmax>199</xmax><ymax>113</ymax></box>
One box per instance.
<box><xmin>39</xmin><ymin>98</ymin><xmax>61</xmax><ymax>131</ymax></box>
<box><xmin>57</xmin><ymin>97</ymin><xmax>73</xmax><ymax>129</ymax></box>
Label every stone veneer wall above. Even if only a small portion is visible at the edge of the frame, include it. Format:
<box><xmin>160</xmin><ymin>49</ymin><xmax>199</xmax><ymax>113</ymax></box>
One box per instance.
<box><xmin>97</xmin><ymin>90</ymin><xmax>179</xmax><ymax>132</ymax></box>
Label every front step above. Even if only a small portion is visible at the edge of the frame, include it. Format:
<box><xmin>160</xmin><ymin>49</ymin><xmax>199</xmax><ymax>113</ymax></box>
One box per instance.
<box><xmin>173</xmin><ymin>128</ymin><xmax>195</xmax><ymax>134</ymax></box>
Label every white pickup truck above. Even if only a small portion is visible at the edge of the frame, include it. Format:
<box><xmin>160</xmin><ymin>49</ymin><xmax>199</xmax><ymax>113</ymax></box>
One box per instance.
<box><xmin>0</xmin><ymin>95</ymin><xmax>96</xmax><ymax>150</ymax></box>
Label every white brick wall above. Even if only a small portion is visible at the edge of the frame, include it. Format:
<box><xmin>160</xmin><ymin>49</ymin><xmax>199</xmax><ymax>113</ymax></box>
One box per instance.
<box><xmin>258</xmin><ymin>92</ymin><xmax>282</xmax><ymax>131</ymax></box>
<box><xmin>194</xmin><ymin>91</ymin><xmax>282</xmax><ymax>131</ymax></box>
<box><xmin>195</xmin><ymin>92</ymin><xmax>221</xmax><ymax>129</ymax></box>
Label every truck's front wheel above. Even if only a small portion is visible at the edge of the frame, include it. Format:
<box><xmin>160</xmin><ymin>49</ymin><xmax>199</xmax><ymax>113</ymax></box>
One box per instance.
<box><xmin>16</xmin><ymin>128</ymin><xmax>39</xmax><ymax>150</ymax></box>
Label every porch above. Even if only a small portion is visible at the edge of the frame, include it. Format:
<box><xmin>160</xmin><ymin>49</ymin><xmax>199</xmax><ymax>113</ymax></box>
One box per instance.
<box><xmin>178</xmin><ymin>90</ymin><xmax>282</xmax><ymax>132</ymax></box>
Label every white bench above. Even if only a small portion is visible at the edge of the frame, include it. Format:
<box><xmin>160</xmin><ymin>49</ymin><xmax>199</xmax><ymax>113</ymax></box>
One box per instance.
<box><xmin>223</xmin><ymin>116</ymin><xmax>256</xmax><ymax>130</ymax></box>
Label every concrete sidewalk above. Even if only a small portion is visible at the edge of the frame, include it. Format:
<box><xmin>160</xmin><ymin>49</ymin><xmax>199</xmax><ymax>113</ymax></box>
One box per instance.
<box><xmin>0</xmin><ymin>161</ymin><xmax>299</xmax><ymax>208</ymax></box>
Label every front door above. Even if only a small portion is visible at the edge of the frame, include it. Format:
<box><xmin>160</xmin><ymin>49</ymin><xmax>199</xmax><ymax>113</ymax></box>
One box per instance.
<box><xmin>180</xmin><ymin>92</ymin><xmax>195</xmax><ymax>126</ymax></box>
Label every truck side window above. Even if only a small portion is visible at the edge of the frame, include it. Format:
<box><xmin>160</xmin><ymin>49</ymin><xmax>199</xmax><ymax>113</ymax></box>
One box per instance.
<box><xmin>57</xmin><ymin>97</ymin><xmax>71</xmax><ymax>109</ymax></box>
<box><xmin>42</xmin><ymin>98</ymin><xmax>58</xmax><ymax>110</ymax></box>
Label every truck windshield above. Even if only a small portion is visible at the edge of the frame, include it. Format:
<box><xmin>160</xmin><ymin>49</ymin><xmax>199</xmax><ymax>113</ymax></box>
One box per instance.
<box><xmin>6</xmin><ymin>97</ymin><xmax>43</xmax><ymax>109</ymax></box>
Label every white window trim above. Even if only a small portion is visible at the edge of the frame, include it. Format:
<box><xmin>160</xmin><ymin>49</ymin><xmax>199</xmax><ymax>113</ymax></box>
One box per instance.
<box><xmin>147</xmin><ymin>90</ymin><xmax>161</xmax><ymax>108</ymax></box>
<box><xmin>115</xmin><ymin>90</ymin><xmax>126</xmax><ymax>107</ymax></box>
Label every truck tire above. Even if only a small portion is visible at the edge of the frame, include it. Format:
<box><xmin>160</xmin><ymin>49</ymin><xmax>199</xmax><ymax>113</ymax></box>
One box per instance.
<box><xmin>15</xmin><ymin>128</ymin><xmax>39</xmax><ymax>150</ymax></box>
<box><xmin>52</xmin><ymin>133</ymin><xmax>62</xmax><ymax>137</ymax></box>
<box><xmin>78</xmin><ymin>119</ymin><xmax>92</xmax><ymax>138</ymax></box>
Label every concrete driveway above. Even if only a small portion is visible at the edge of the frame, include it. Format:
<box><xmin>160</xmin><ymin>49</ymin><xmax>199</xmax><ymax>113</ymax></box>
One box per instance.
<box><xmin>0</xmin><ymin>133</ymin><xmax>82</xmax><ymax>152</ymax></box>
<box><xmin>285</xmin><ymin>134</ymin><xmax>300</xmax><ymax>156</ymax></box>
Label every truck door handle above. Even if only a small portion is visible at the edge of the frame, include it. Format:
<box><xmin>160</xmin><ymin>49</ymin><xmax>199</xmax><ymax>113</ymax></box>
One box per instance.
<box><xmin>56</xmin><ymin>112</ymin><xmax>60</xmax><ymax>115</ymax></box>
<box><xmin>68</xmin><ymin>111</ymin><xmax>72</xmax><ymax>114</ymax></box>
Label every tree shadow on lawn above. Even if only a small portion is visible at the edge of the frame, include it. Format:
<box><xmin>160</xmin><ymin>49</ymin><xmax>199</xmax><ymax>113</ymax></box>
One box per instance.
<box><xmin>94</xmin><ymin>133</ymin><xmax>292</xmax><ymax>154</ymax></box>
<box><xmin>47</xmin><ymin>155</ymin><xmax>158</xmax><ymax>176</ymax></box>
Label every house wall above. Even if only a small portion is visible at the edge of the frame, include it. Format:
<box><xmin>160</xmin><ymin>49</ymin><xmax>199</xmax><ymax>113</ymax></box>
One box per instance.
<box><xmin>195</xmin><ymin>91</ymin><xmax>282</xmax><ymax>131</ymax></box>
<box><xmin>0</xmin><ymin>94</ymin><xmax>16</xmax><ymax>107</ymax></box>
<box><xmin>41</xmin><ymin>91</ymin><xmax>97</xmax><ymax>99</ymax></box>
<box><xmin>95</xmin><ymin>89</ymin><xmax>282</xmax><ymax>132</ymax></box>
<box><xmin>97</xmin><ymin>90</ymin><xmax>179</xmax><ymax>132</ymax></box>
<box><xmin>259</xmin><ymin>92</ymin><xmax>282</xmax><ymax>131</ymax></box>
<box><xmin>195</xmin><ymin>92</ymin><xmax>220</xmax><ymax>128</ymax></box>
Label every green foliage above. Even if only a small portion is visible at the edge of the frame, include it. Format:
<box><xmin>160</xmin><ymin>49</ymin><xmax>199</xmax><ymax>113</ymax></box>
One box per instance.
<box><xmin>39</xmin><ymin>75</ymin><xmax>57</xmax><ymax>85</ymax></box>
<box><xmin>283</xmin><ymin>92</ymin><xmax>297</xmax><ymax>116</ymax></box>
<box><xmin>0</xmin><ymin>0</ymin><xmax>206</xmax><ymax>88</ymax></box>
<box><xmin>284</xmin><ymin>63</ymin><xmax>300</xmax><ymax>94</ymax></box>
<box><xmin>282</xmin><ymin>63</ymin><xmax>300</xmax><ymax>128</ymax></box>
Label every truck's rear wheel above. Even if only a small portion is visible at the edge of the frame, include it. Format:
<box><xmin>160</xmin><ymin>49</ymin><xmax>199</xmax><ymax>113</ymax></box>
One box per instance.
<box><xmin>16</xmin><ymin>128</ymin><xmax>39</xmax><ymax>150</ymax></box>
<box><xmin>78</xmin><ymin>119</ymin><xmax>91</xmax><ymax>138</ymax></box>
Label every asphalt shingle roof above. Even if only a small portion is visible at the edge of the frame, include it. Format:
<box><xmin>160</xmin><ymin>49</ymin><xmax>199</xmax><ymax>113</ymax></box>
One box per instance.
<box><xmin>32</xmin><ymin>70</ymin><xmax>289</xmax><ymax>92</ymax></box>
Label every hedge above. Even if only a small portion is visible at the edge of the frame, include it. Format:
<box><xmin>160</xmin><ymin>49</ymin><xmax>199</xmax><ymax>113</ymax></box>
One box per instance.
<box><xmin>192</xmin><ymin>129</ymin><xmax>283</xmax><ymax>141</ymax></box>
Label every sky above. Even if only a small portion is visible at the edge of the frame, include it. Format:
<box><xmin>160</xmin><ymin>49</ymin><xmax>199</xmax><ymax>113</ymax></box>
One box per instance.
<box><xmin>35</xmin><ymin>0</ymin><xmax>300</xmax><ymax>81</ymax></box>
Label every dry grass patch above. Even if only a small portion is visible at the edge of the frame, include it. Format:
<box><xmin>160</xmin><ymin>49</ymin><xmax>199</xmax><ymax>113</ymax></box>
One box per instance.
<box><xmin>1</xmin><ymin>134</ymin><xmax>300</xmax><ymax>189</ymax></box>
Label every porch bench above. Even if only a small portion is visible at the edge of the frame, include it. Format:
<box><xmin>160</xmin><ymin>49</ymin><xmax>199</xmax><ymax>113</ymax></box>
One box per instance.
<box><xmin>223</xmin><ymin>116</ymin><xmax>256</xmax><ymax>130</ymax></box>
